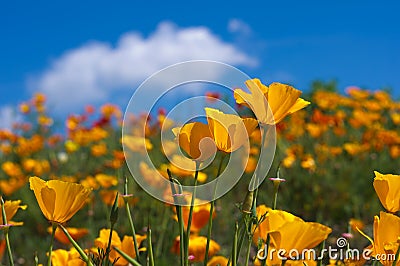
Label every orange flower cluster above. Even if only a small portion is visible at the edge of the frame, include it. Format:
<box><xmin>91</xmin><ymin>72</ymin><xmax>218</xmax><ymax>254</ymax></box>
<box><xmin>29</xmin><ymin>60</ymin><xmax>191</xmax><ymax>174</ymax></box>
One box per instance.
<box><xmin>278</xmin><ymin>87</ymin><xmax>400</xmax><ymax>172</ymax></box>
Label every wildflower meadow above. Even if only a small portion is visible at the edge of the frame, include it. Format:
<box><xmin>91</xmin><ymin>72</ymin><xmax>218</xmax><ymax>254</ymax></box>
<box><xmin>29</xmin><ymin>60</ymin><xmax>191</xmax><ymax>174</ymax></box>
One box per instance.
<box><xmin>0</xmin><ymin>71</ymin><xmax>399</xmax><ymax>266</ymax></box>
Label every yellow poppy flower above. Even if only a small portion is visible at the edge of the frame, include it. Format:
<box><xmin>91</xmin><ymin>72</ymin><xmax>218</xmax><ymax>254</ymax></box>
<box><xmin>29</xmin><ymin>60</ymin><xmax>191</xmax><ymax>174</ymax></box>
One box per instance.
<box><xmin>94</xmin><ymin>229</ymin><xmax>146</xmax><ymax>265</ymax></box>
<box><xmin>234</xmin><ymin>78</ymin><xmax>310</xmax><ymax>125</ymax></box>
<box><xmin>0</xmin><ymin>200</ymin><xmax>27</xmax><ymax>226</ymax></box>
<box><xmin>253</xmin><ymin>205</ymin><xmax>331</xmax><ymax>263</ymax></box>
<box><xmin>268</xmin><ymin>216</ymin><xmax>332</xmax><ymax>256</ymax></box>
<box><xmin>29</xmin><ymin>176</ymin><xmax>91</xmax><ymax>223</ymax></box>
<box><xmin>51</xmin><ymin>248</ymin><xmax>86</xmax><ymax>266</ymax></box>
<box><xmin>207</xmin><ymin>255</ymin><xmax>229</xmax><ymax>266</ymax></box>
<box><xmin>373</xmin><ymin>171</ymin><xmax>400</xmax><ymax>213</ymax></box>
<box><xmin>205</xmin><ymin>108</ymin><xmax>258</xmax><ymax>153</ymax></box>
<box><xmin>51</xmin><ymin>249</ymin><xmax>69</xmax><ymax>266</ymax></box>
<box><xmin>361</xmin><ymin>212</ymin><xmax>400</xmax><ymax>265</ymax></box>
<box><xmin>172</xmin><ymin>122</ymin><xmax>216</xmax><ymax>161</ymax></box>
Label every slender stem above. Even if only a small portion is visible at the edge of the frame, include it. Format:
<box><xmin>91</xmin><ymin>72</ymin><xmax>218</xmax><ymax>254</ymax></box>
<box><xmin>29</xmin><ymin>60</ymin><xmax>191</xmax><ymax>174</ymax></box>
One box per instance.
<box><xmin>233</xmin><ymin>126</ymin><xmax>269</xmax><ymax>265</ymax></box>
<box><xmin>231</xmin><ymin>222</ymin><xmax>238</xmax><ymax>266</ymax></box>
<box><xmin>235</xmin><ymin>218</ymin><xmax>247</xmax><ymax>264</ymax></box>
<box><xmin>58</xmin><ymin>224</ymin><xmax>92</xmax><ymax>265</ymax></box>
<box><xmin>168</xmin><ymin>169</ymin><xmax>185</xmax><ymax>266</ymax></box>
<box><xmin>1</xmin><ymin>197</ymin><xmax>14</xmax><ymax>266</ymax></box>
<box><xmin>244</xmin><ymin>234</ymin><xmax>252</xmax><ymax>266</ymax></box>
<box><xmin>113</xmin><ymin>246</ymin><xmax>142</xmax><ymax>266</ymax></box>
<box><xmin>203</xmin><ymin>153</ymin><xmax>226</xmax><ymax>265</ymax></box>
<box><xmin>261</xmin><ymin>170</ymin><xmax>281</xmax><ymax>266</ymax></box>
<box><xmin>184</xmin><ymin>163</ymin><xmax>199</xmax><ymax>266</ymax></box>
<box><xmin>105</xmin><ymin>224</ymin><xmax>115</xmax><ymax>266</ymax></box>
<box><xmin>34</xmin><ymin>252</ymin><xmax>39</xmax><ymax>266</ymax></box>
<box><xmin>4</xmin><ymin>229</ymin><xmax>14</xmax><ymax>266</ymax></box>
<box><xmin>124</xmin><ymin>178</ymin><xmax>141</xmax><ymax>263</ymax></box>
<box><xmin>250</xmin><ymin>125</ymin><xmax>268</xmax><ymax>200</ymax></box>
<box><xmin>147</xmin><ymin>225</ymin><xmax>155</xmax><ymax>266</ymax></box>
<box><xmin>243</xmin><ymin>212</ymin><xmax>256</xmax><ymax>266</ymax></box>
<box><xmin>316</xmin><ymin>240</ymin><xmax>325</xmax><ymax>266</ymax></box>
<box><xmin>47</xmin><ymin>222</ymin><xmax>57</xmax><ymax>266</ymax></box>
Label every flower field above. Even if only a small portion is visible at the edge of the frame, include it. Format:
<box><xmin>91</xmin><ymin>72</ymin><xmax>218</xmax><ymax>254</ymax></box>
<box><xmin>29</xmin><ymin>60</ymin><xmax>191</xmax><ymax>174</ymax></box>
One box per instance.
<box><xmin>0</xmin><ymin>79</ymin><xmax>399</xmax><ymax>265</ymax></box>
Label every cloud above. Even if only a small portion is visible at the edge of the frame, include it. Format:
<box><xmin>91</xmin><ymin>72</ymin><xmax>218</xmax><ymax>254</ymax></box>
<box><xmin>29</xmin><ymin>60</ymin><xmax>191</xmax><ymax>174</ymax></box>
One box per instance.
<box><xmin>228</xmin><ymin>19</ymin><xmax>252</xmax><ymax>36</ymax></box>
<box><xmin>30</xmin><ymin>21</ymin><xmax>257</xmax><ymax>113</ymax></box>
<box><xmin>0</xmin><ymin>105</ymin><xmax>21</xmax><ymax>130</ymax></box>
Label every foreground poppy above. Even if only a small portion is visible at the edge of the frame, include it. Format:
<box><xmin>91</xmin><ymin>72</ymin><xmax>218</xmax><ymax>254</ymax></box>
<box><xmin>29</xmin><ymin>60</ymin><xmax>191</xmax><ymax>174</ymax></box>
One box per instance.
<box><xmin>373</xmin><ymin>171</ymin><xmax>400</xmax><ymax>213</ymax></box>
<box><xmin>234</xmin><ymin>78</ymin><xmax>310</xmax><ymax>125</ymax></box>
<box><xmin>360</xmin><ymin>211</ymin><xmax>400</xmax><ymax>266</ymax></box>
<box><xmin>172</xmin><ymin>122</ymin><xmax>216</xmax><ymax>161</ymax></box>
<box><xmin>254</xmin><ymin>205</ymin><xmax>331</xmax><ymax>264</ymax></box>
<box><xmin>205</xmin><ymin>108</ymin><xmax>258</xmax><ymax>153</ymax></box>
<box><xmin>29</xmin><ymin>176</ymin><xmax>91</xmax><ymax>223</ymax></box>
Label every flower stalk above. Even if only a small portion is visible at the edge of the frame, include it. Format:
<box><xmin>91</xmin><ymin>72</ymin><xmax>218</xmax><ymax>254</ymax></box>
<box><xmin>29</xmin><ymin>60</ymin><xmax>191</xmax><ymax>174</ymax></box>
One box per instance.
<box><xmin>203</xmin><ymin>152</ymin><xmax>226</xmax><ymax>265</ymax></box>
<box><xmin>1</xmin><ymin>197</ymin><xmax>14</xmax><ymax>266</ymax></box>
<box><xmin>47</xmin><ymin>222</ymin><xmax>57</xmax><ymax>266</ymax></box>
<box><xmin>168</xmin><ymin>169</ymin><xmax>185</xmax><ymax>266</ymax></box>
<box><xmin>123</xmin><ymin>177</ymin><xmax>141</xmax><ymax>263</ymax></box>
<box><xmin>58</xmin><ymin>224</ymin><xmax>93</xmax><ymax>265</ymax></box>
<box><xmin>184</xmin><ymin>162</ymin><xmax>200</xmax><ymax>266</ymax></box>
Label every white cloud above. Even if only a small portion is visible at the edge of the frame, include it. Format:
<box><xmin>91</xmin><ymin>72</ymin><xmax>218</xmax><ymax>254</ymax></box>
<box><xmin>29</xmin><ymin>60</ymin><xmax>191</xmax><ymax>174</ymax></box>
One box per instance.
<box><xmin>30</xmin><ymin>21</ymin><xmax>257</xmax><ymax>113</ymax></box>
<box><xmin>228</xmin><ymin>19</ymin><xmax>252</xmax><ymax>36</ymax></box>
<box><xmin>0</xmin><ymin>105</ymin><xmax>21</xmax><ymax>130</ymax></box>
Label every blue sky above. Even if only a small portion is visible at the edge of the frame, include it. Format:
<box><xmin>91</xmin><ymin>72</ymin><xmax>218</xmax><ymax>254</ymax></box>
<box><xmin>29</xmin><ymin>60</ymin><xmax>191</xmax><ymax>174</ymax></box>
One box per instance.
<box><xmin>1</xmin><ymin>1</ymin><xmax>399</xmax><ymax>128</ymax></box>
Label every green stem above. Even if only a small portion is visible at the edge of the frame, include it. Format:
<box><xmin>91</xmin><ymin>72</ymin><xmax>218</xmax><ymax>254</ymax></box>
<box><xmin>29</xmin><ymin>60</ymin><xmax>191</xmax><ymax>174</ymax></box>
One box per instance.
<box><xmin>1</xmin><ymin>197</ymin><xmax>14</xmax><ymax>266</ymax></box>
<box><xmin>113</xmin><ymin>246</ymin><xmax>142</xmax><ymax>266</ymax></box>
<box><xmin>261</xmin><ymin>170</ymin><xmax>281</xmax><ymax>266</ymax></box>
<box><xmin>184</xmin><ymin>163</ymin><xmax>199</xmax><ymax>266</ymax></box>
<box><xmin>203</xmin><ymin>153</ymin><xmax>226</xmax><ymax>265</ymax></box>
<box><xmin>231</xmin><ymin>222</ymin><xmax>239</xmax><ymax>266</ymax></box>
<box><xmin>244</xmin><ymin>235</ymin><xmax>252</xmax><ymax>266</ymax></box>
<box><xmin>105</xmin><ymin>224</ymin><xmax>115</xmax><ymax>266</ymax></box>
<box><xmin>249</xmin><ymin>125</ymin><xmax>268</xmax><ymax>202</ymax></box>
<box><xmin>147</xmin><ymin>225</ymin><xmax>154</xmax><ymax>266</ymax></box>
<box><xmin>235</xmin><ymin>218</ymin><xmax>247</xmax><ymax>263</ymax></box>
<box><xmin>168</xmin><ymin>169</ymin><xmax>185</xmax><ymax>266</ymax></box>
<box><xmin>34</xmin><ymin>252</ymin><xmax>39</xmax><ymax>266</ymax></box>
<box><xmin>124</xmin><ymin>178</ymin><xmax>141</xmax><ymax>263</ymax></box>
<box><xmin>316</xmin><ymin>240</ymin><xmax>325</xmax><ymax>266</ymax></box>
<box><xmin>58</xmin><ymin>224</ymin><xmax>93</xmax><ymax>265</ymax></box>
<box><xmin>47</xmin><ymin>222</ymin><xmax>57</xmax><ymax>266</ymax></box>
